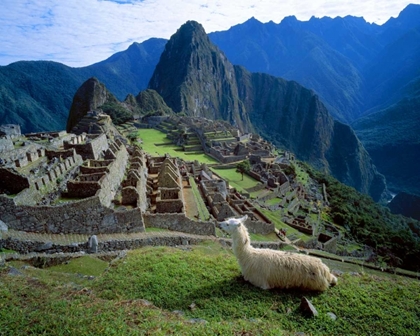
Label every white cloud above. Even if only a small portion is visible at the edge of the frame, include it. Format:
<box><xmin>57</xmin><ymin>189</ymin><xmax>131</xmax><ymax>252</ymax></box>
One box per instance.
<box><xmin>0</xmin><ymin>0</ymin><xmax>419</xmax><ymax>67</ymax></box>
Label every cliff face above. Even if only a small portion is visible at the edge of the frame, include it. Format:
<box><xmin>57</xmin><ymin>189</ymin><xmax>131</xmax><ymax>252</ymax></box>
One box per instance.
<box><xmin>234</xmin><ymin>67</ymin><xmax>387</xmax><ymax>200</ymax></box>
<box><xmin>149</xmin><ymin>21</ymin><xmax>387</xmax><ymax>200</ymax></box>
<box><xmin>148</xmin><ymin>21</ymin><xmax>251</xmax><ymax>132</ymax></box>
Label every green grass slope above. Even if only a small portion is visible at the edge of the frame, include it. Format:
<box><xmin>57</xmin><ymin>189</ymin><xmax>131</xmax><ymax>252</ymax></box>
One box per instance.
<box><xmin>1</xmin><ymin>243</ymin><xmax>419</xmax><ymax>335</ymax></box>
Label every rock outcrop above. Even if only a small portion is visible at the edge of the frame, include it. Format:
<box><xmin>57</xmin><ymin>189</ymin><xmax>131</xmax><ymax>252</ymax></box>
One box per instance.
<box><xmin>66</xmin><ymin>77</ymin><xmax>117</xmax><ymax>132</ymax></box>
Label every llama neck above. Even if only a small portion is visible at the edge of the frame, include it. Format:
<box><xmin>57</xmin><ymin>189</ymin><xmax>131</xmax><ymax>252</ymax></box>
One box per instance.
<box><xmin>231</xmin><ymin>225</ymin><xmax>252</xmax><ymax>256</ymax></box>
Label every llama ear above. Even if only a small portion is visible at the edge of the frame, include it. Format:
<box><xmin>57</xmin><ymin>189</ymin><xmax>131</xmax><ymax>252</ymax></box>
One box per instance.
<box><xmin>240</xmin><ymin>215</ymin><xmax>248</xmax><ymax>222</ymax></box>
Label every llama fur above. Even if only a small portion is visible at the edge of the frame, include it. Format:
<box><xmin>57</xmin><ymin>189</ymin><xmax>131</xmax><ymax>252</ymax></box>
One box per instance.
<box><xmin>219</xmin><ymin>215</ymin><xmax>337</xmax><ymax>291</ymax></box>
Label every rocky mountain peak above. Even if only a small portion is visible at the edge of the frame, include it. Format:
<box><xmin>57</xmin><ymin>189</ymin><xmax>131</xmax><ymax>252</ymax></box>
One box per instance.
<box><xmin>66</xmin><ymin>77</ymin><xmax>115</xmax><ymax>132</ymax></box>
<box><xmin>148</xmin><ymin>20</ymin><xmax>250</xmax><ymax>131</ymax></box>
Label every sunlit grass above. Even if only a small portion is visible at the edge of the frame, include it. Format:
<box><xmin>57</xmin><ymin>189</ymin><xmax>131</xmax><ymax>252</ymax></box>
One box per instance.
<box><xmin>211</xmin><ymin>167</ymin><xmax>260</xmax><ymax>193</ymax></box>
<box><xmin>136</xmin><ymin>128</ymin><xmax>217</xmax><ymax>164</ymax></box>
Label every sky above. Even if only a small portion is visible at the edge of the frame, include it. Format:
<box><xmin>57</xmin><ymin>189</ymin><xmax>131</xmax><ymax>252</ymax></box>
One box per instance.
<box><xmin>1</xmin><ymin>0</ymin><xmax>419</xmax><ymax>67</ymax></box>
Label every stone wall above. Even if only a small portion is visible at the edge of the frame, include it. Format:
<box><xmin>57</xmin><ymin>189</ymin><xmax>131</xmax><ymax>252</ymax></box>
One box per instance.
<box><xmin>67</xmin><ymin>181</ymin><xmax>101</xmax><ymax>198</ymax></box>
<box><xmin>0</xmin><ymin>138</ymin><xmax>13</xmax><ymax>153</ymax></box>
<box><xmin>208</xmin><ymin>147</ymin><xmax>247</xmax><ymax>164</ymax></box>
<box><xmin>13</xmin><ymin>153</ymin><xmax>83</xmax><ymax>206</ymax></box>
<box><xmin>97</xmin><ymin>145</ymin><xmax>128</xmax><ymax>207</ymax></box>
<box><xmin>0</xmin><ymin>168</ymin><xmax>30</xmax><ymax>194</ymax></box>
<box><xmin>65</xmin><ymin>145</ymin><xmax>128</xmax><ymax>207</ymax></box>
<box><xmin>244</xmin><ymin>219</ymin><xmax>275</xmax><ymax>235</ymax></box>
<box><xmin>1</xmin><ymin>234</ymin><xmax>211</xmax><ymax>255</ymax></box>
<box><xmin>156</xmin><ymin>198</ymin><xmax>183</xmax><ymax>213</ymax></box>
<box><xmin>144</xmin><ymin>213</ymin><xmax>216</xmax><ymax>236</ymax></box>
<box><xmin>0</xmin><ymin>195</ymin><xmax>145</xmax><ymax>234</ymax></box>
<box><xmin>0</xmin><ymin>124</ymin><xmax>21</xmax><ymax>138</ymax></box>
<box><xmin>45</xmin><ymin>148</ymin><xmax>77</xmax><ymax>160</ymax></box>
<box><xmin>219</xmin><ymin>238</ymin><xmax>285</xmax><ymax>250</ymax></box>
<box><xmin>64</xmin><ymin>133</ymin><xmax>109</xmax><ymax>160</ymax></box>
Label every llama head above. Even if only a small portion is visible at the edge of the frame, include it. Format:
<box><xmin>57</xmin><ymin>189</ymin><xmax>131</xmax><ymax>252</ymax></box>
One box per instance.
<box><xmin>219</xmin><ymin>215</ymin><xmax>248</xmax><ymax>234</ymax></box>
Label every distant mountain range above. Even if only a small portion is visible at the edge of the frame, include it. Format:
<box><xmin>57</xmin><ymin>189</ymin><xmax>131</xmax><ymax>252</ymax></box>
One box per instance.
<box><xmin>209</xmin><ymin>4</ymin><xmax>420</xmax><ymax>122</ymax></box>
<box><xmin>1</xmin><ymin>4</ymin><xmax>419</xmax><ymax>198</ymax></box>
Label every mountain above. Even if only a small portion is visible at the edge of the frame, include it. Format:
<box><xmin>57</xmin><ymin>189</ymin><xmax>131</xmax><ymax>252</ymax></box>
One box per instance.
<box><xmin>209</xmin><ymin>4</ymin><xmax>420</xmax><ymax>123</ymax></box>
<box><xmin>353</xmin><ymin>90</ymin><xmax>420</xmax><ymax>196</ymax></box>
<box><xmin>0</xmin><ymin>38</ymin><xmax>166</xmax><ymax>133</ymax></box>
<box><xmin>67</xmin><ymin>77</ymin><xmax>118</xmax><ymax>131</ymax></box>
<box><xmin>388</xmin><ymin>192</ymin><xmax>420</xmax><ymax>221</ymax></box>
<box><xmin>148</xmin><ymin>21</ymin><xmax>386</xmax><ymax>200</ymax></box>
<box><xmin>362</xmin><ymin>26</ymin><xmax>420</xmax><ymax>113</ymax></box>
<box><xmin>208</xmin><ymin>16</ymin><xmax>375</xmax><ymax>122</ymax></box>
<box><xmin>0</xmin><ymin>61</ymin><xmax>84</xmax><ymax>133</ymax></box>
<box><xmin>149</xmin><ymin>21</ymin><xmax>250</xmax><ymax>132</ymax></box>
<box><xmin>81</xmin><ymin>39</ymin><xmax>167</xmax><ymax>101</ymax></box>
<box><xmin>133</xmin><ymin>89</ymin><xmax>173</xmax><ymax>116</ymax></box>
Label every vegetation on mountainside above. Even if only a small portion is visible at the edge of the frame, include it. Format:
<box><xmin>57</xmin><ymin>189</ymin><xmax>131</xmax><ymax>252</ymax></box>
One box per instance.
<box><xmin>99</xmin><ymin>101</ymin><xmax>133</xmax><ymax>125</ymax></box>
<box><xmin>1</xmin><ymin>243</ymin><xmax>419</xmax><ymax>335</ymax></box>
<box><xmin>0</xmin><ymin>61</ymin><xmax>83</xmax><ymax>133</ymax></box>
<box><xmin>135</xmin><ymin>89</ymin><xmax>174</xmax><ymax>116</ymax></box>
<box><xmin>306</xmin><ymin>164</ymin><xmax>420</xmax><ymax>271</ymax></box>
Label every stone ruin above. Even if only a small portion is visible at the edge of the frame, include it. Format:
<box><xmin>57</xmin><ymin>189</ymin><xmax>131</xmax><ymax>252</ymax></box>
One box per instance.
<box><xmin>197</xmin><ymin>168</ymin><xmax>275</xmax><ymax>234</ymax></box>
<box><xmin>0</xmin><ymin>114</ymin><xmax>337</xmax><ymax>255</ymax></box>
<box><xmin>149</xmin><ymin>115</ymin><xmax>275</xmax><ymax>164</ymax></box>
<box><xmin>146</xmin><ymin>156</ymin><xmax>184</xmax><ymax>214</ymax></box>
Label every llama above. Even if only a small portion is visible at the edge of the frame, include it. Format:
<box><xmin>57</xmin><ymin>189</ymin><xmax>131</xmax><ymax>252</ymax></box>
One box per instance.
<box><xmin>219</xmin><ymin>215</ymin><xmax>337</xmax><ymax>291</ymax></box>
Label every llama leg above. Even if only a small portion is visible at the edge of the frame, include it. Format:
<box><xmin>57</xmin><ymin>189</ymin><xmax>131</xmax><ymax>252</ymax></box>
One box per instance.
<box><xmin>249</xmin><ymin>277</ymin><xmax>271</xmax><ymax>290</ymax></box>
<box><xmin>330</xmin><ymin>274</ymin><xmax>338</xmax><ymax>286</ymax></box>
<box><xmin>259</xmin><ymin>283</ymin><xmax>271</xmax><ymax>290</ymax></box>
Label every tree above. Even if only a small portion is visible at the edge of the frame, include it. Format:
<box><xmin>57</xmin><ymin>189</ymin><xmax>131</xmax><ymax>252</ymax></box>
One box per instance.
<box><xmin>236</xmin><ymin>160</ymin><xmax>251</xmax><ymax>181</ymax></box>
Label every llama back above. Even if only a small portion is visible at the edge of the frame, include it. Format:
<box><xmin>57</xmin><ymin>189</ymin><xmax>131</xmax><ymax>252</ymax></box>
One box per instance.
<box><xmin>237</xmin><ymin>247</ymin><xmax>335</xmax><ymax>291</ymax></box>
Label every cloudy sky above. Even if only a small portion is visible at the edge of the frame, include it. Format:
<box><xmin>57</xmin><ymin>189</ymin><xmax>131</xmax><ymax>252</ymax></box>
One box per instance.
<box><xmin>1</xmin><ymin>0</ymin><xmax>418</xmax><ymax>67</ymax></box>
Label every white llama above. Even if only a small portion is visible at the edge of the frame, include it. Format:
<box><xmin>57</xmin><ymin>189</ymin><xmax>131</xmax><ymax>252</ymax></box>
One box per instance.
<box><xmin>219</xmin><ymin>215</ymin><xmax>337</xmax><ymax>291</ymax></box>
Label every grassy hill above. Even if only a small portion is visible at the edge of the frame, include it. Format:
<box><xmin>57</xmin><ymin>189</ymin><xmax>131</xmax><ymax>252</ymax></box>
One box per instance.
<box><xmin>1</xmin><ymin>242</ymin><xmax>419</xmax><ymax>335</ymax></box>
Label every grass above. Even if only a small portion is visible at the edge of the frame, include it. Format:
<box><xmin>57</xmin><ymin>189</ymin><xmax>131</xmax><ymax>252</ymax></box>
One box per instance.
<box><xmin>293</xmin><ymin>163</ymin><xmax>310</xmax><ymax>186</ymax></box>
<box><xmin>145</xmin><ymin>227</ymin><xmax>171</xmax><ymax>233</ymax></box>
<box><xmin>189</xmin><ymin>177</ymin><xmax>211</xmax><ymax>221</ymax></box>
<box><xmin>211</xmin><ymin>167</ymin><xmax>260</xmax><ymax>193</ymax></box>
<box><xmin>266</xmin><ymin>197</ymin><xmax>282</xmax><ymax>206</ymax></box>
<box><xmin>249</xmin><ymin>232</ymin><xmax>280</xmax><ymax>242</ymax></box>
<box><xmin>136</xmin><ymin>128</ymin><xmax>217</xmax><ymax>164</ymax></box>
<box><xmin>1</xmin><ymin>241</ymin><xmax>419</xmax><ymax>335</ymax></box>
<box><xmin>48</xmin><ymin>256</ymin><xmax>109</xmax><ymax>276</ymax></box>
